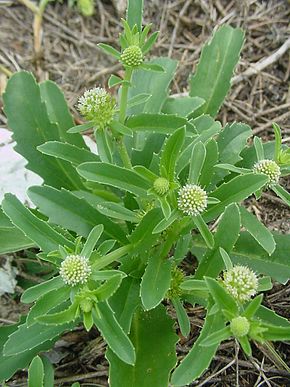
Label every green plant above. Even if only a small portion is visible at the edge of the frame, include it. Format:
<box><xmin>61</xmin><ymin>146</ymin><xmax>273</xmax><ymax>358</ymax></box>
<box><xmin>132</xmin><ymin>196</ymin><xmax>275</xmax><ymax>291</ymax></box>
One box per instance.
<box><xmin>1</xmin><ymin>0</ymin><xmax>290</xmax><ymax>385</ymax></box>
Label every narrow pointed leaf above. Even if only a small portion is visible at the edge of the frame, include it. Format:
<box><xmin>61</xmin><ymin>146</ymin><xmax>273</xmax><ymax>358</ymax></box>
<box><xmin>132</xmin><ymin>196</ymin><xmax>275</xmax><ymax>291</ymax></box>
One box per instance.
<box><xmin>95</xmin><ymin>274</ymin><xmax>124</xmax><ymax>301</ymax></box>
<box><xmin>98</xmin><ymin>43</ymin><xmax>121</xmax><ymax>58</ymax></box>
<box><xmin>200</xmin><ymin>326</ymin><xmax>231</xmax><ymax>347</ymax></box>
<box><xmin>172</xmin><ymin>297</ymin><xmax>190</xmax><ymax>337</ymax></box>
<box><xmin>21</xmin><ymin>276</ymin><xmax>64</xmax><ymax>304</ymax></box>
<box><xmin>254</xmin><ymin>136</ymin><xmax>265</xmax><ymax>161</ymax></box>
<box><xmin>160</xmin><ymin>127</ymin><xmax>185</xmax><ymax>180</ymax></box>
<box><xmin>81</xmin><ymin>224</ymin><xmax>104</xmax><ymax>258</ymax></box>
<box><xmin>188</xmin><ymin>142</ymin><xmax>206</xmax><ymax>184</ymax></box>
<box><xmin>97</xmin><ymin>202</ymin><xmax>140</xmax><ymax>223</ymax></box>
<box><xmin>110</xmin><ymin>120</ymin><xmax>133</xmax><ymax>136</ymax></box>
<box><xmin>126</xmin><ymin>113</ymin><xmax>187</xmax><ymax>134</ymax></box>
<box><xmin>193</xmin><ymin>215</ymin><xmax>214</xmax><ymax>249</ymax></box>
<box><xmin>152</xmin><ymin>209</ymin><xmax>179</xmax><ymax>234</ymax></box>
<box><xmin>205</xmin><ymin>277</ymin><xmax>238</xmax><ymax>316</ymax></box>
<box><xmin>272</xmin><ymin>184</ymin><xmax>290</xmax><ymax>206</ymax></box>
<box><xmin>141</xmin><ymin>31</ymin><xmax>159</xmax><ymax>54</ymax></box>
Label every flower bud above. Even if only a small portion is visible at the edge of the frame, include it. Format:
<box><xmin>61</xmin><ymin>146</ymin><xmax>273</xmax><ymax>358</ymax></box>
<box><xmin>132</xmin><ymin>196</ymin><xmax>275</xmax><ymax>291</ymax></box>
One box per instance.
<box><xmin>77</xmin><ymin>87</ymin><xmax>116</xmax><ymax>128</ymax></box>
<box><xmin>253</xmin><ymin>159</ymin><xmax>280</xmax><ymax>186</ymax></box>
<box><xmin>121</xmin><ymin>45</ymin><xmax>143</xmax><ymax>67</ymax></box>
<box><xmin>153</xmin><ymin>177</ymin><xmax>170</xmax><ymax>196</ymax></box>
<box><xmin>167</xmin><ymin>268</ymin><xmax>184</xmax><ymax>299</ymax></box>
<box><xmin>223</xmin><ymin>265</ymin><xmax>258</xmax><ymax>303</ymax></box>
<box><xmin>60</xmin><ymin>255</ymin><xmax>91</xmax><ymax>286</ymax></box>
<box><xmin>178</xmin><ymin>184</ymin><xmax>207</xmax><ymax>216</ymax></box>
<box><xmin>80</xmin><ymin>297</ymin><xmax>93</xmax><ymax>313</ymax></box>
<box><xmin>230</xmin><ymin>316</ymin><xmax>250</xmax><ymax>338</ymax></box>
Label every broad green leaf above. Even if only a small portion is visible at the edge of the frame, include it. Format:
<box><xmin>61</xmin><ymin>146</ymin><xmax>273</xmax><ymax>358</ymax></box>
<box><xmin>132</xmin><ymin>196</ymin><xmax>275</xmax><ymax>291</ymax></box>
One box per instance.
<box><xmin>214</xmin><ymin>163</ymin><xmax>250</xmax><ymax>174</ymax></box>
<box><xmin>126</xmin><ymin>113</ymin><xmax>187</xmax><ymax>134</ymax></box>
<box><xmin>128</xmin><ymin>57</ymin><xmax>177</xmax><ymax>114</ymax></box>
<box><xmin>95</xmin><ymin>274</ymin><xmax>124</xmax><ymax>301</ymax></box>
<box><xmin>91</xmin><ymin>270</ymin><xmax>126</xmax><ymax>281</ymax></box>
<box><xmin>189</xmin><ymin>25</ymin><xmax>244</xmax><ymax>117</ymax></box>
<box><xmin>107</xmin><ymin>305</ymin><xmax>177</xmax><ymax>387</ymax></box>
<box><xmin>3</xmin><ymin>71</ymin><xmax>85</xmax><ymax>190</ymax></box>
<box><xmin>127</xmin><ymin>93</ymin><xmax>152</xmax><ymax>108</ymax></box>
<box><xmin>129</xmin><ymin>208</ymin><xmax>163</xmax><ymax>252</ymax></box>
<box><xmin>257</xmin><ymin>276</ymin><xmax>272</xmax><ymax>292</ymax></box>
<box><xmin>193</xmin><ymin>232</ymin><xmax>290</xmax><ymax>284</ymax></box>
<box><xmin>109</xmin><ymin>277</ymin><xmax>140</xmax><ymax>333</ymax></box>
<box><xmin>77</xmin><ymin>162</ymin><xmax>150</xmax><ymax>197</ymax></box>
<box><xmin>94</xmin><ymin>128</ymin><xmax>113</xmax><ymax>163</ymax></box>
<box><xmin>140</xmin><ymin>246</ymin><xmax>172</xmax><ymax>310</ymax></box>
<box><xmin>162</xmin><ymin>96</ymin><xmax>205</xmax><ymax>118</ymax></box>
<box><xmin>199</xmin><ymin>139</ymin><xmax>219</xmax><ymax>188</ymax></box>
<box><xmin>28</xmin><ymin>356</ymin><xmax>44</xmax><ymax>387</ymax></box>
<box><xmin>140</xmin><ymin>63</ymin><xmax>165</xmax><ymax>72</ymax></box>
<box><xmin>180</xmin><ymin>279</ymin><xmax>207</xmax><ymax>292</ymax></box>
<box><xmin>243</xmin><ymin>295</ymin><xmax>263</xmax><ymax>319</ymax></box>
<box><xmin>4</xmin><ymin>318</ymin><xmax>76</xmax><ymax>356</ymax></box>
<box><xmin>272</xmin><ymin>184</ymin><xmax>290</xmax><ymax>206</ymax></box>
<box><xmin>171</xmin><ymin>307</ymin><xmax>224</xmax><ymax>385</ymax></box>
<box><xmin>2</xmin><ymin>194</ymin><xmax>74</xmax><ymax>253</ymax></box>
<box><xmin>203</xmin><ymin>174</ymin><xmax>268</xmax><ymax>222</ymax></box>
<box><xmin>37</xmin><ymin>141</ymin><xmax>99</xmax><ymax>165</ymax></box>
<box><xmin>21</xmin><ymin>276</ymin><xmax>64</xmax><ymax>303</ymax></box>
<box><xmin>39</xmin><ymin>80</ymin><xmax>86</xmax><ymax>148</ymax></box>
<box><xmin>219</xmin><ymin>247</ymin><xmax>233</xmax><ymax>271</ymax></box>
<box><xmin>218</xmin><ymin>123</ymin><xmax>252</xmax><ymax>164</ymax></box>
<box><xmin>93</xmin><ymin>302</ymin><xmax>136</xmax><ymax>365</ymax></box>
<box><xmin>0</xmin><ymin>225</ymin><xmax>35</xmax><ymax>254</ymax></box>
<box><xmin>256</xmin><ymin>305</ymin><xmax>290</xmax><ymax>327</ymax></box>
<box><xmin>81</xmin><ymin>224</ymin><xmax>104</xmax><ymax>258</ymax></box>
<box><xmin>37</xmin><ymin>302</ymin><xmax>79</xmax><ymax>325</ymax></box>
<box><xmin>239</xmin><ymin>205</ymin><xmax>276</xmax><ymax>255</ymax></box>
<box><xmin>195</xmin><ymin>203</ymin><xmax>240</xmax><ymax>279</ymax></box>
<box><xmin>28</xmin><ymin>185</ymin><xmax>127</xmax><ymax>243</ymax></box>
<box><xmin>262</xmin><ymin>325</ymin><xmax>290</xmax><ymax>341</ymax></box>
<box><xmin>205</xmin><ymin>277</ymin><xmax>238</xmax><ymax>316</ymax></box>
<box><xmin>97</xmin><ymin>202</ymin><xmax>140</xmax><ymax>223</ymax></box>
<box><xmin>127</xmin><ymin>0</ymin><xmax>143</xmax><ymax>31</ymax></box>
<box><xmin>0</xmin><ymin>321</ymin><xmax>54</xmax><ymax>382</ymax></box>
<box><xmin>200</xmin><ymin>326</ymin><xmax>231</xmax><ymax>347</ymax></box>
<box><xmin>172</xmin><ymin>297</ymin><xmax>190</xmax><ymax>337</ymax></box>
<box><xmin>160</xmin><ymin>127</ymin><xmax>186</xmax><ymax>180</ymax></box>
<box><xmin>27</xmin><ymin>286</ymin><xmax>70</xmax><ymax>326</ymax></box>
<box><xmin>188</xmin><ymin>142</ymin><xmax>206</xmax><ymax>184</ymax></box>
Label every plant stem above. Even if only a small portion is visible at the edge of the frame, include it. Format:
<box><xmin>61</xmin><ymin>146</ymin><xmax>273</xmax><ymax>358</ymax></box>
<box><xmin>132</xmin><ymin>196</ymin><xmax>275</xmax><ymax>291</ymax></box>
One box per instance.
<box><xmin>92</xmin><ymin>245</ymin><xmax>132</xmax><ymax>271</ymax></box>
<box><xmin>119</xmin><ymin>67</ymin><xmax>133</xmax><ymax>124</ymax></box>
<box><xmin>117</xmin><ymin>137</ymin><xmax>133</xmax><ymax>169</ymax></box>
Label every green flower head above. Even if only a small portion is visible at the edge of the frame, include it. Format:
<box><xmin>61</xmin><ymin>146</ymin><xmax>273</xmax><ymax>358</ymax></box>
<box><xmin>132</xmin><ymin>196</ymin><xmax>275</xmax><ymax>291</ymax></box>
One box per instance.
<box><xmin>253</xmin><ymin>159</ymin><xmax>280</xmax><ymax>186</ymax></box>
<box><xmin>77</xmin><ymin>87</ymin><xmax>116</xmax><ymax>128</ymax></box>
<box><xmin>121</xmin><ymin>45</ymin><xmax>143</xmax><ymax>67</ymax></box>
<box><xmin>230</xmin><ymin>316</ymin><xmax>250</xmax><ymax>338</ymax></box>
<box><xmin>178</xmin><ymin>184</ymin><xmax>207</xmax><ymax>216</ymax></box>
<box><xmin>60</xmin><ymin>255</ymin><xmax>91</xmax><ymax>286</ymax></box>
<box><xmin>223</xmin><ymin>265</ymin><xmax>258</xmax><ymax>303</ymax></box>
<box><xmin>153</xmin><ymin>177</ymin><xmax>170</xmax><ymax>196</ymax></box>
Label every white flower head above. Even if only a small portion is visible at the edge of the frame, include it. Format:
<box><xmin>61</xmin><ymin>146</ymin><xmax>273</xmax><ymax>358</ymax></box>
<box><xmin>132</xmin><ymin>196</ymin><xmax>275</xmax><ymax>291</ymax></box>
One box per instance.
<box><xmin>77</xmin><ymin>87</ymin><xmax>115</xmax><ymax>128</ymax></box>
<box><xmin>223</xmin><ymin>265</ymin><xmax>258</xmax><ymax>303</ymax></box>
<box><xmin>60</xmin><ymin>255</ymin><xmax>91</xmax><ymax>286</ymax></box>
<box><xmin>178</xmin><ymin>184</ymin><xmax>207</xmax><ymax>216</ymax></box>
<box><xmin>253</xmin><ymin>159</ymin><xmax>280</xmax><ymax>186</ymax></box>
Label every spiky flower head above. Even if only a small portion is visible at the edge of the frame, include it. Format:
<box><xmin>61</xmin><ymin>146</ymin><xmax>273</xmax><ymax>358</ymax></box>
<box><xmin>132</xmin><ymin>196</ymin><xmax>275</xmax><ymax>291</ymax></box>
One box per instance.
<box><xmin>153</xmin><ymin>177</ymin><xmax>170</xmax><ymax>196</ymax></box>
<box><xmin>77</xmin><ymin>87</ymin><xmax>116</xmax><ymax>128</ymax></box>
<box><xmin>230</xmin><ymin>316</ymin><xmax>250</xmax><ymax>338</ymax></box>
<box><xmin>223</xmin><ymin>265</ymin><xmax>258</xmax><ymax>303</ymax></box>
<box><xmin>60</xmin><ymin>255</ymin><xmax>91</xmax><ymax>286</ymax></box>
<box><xmin>253</xmin><ymin>159</ymin><xmax>280</xmax><ymax>186</ymax></box>
<box><xmin>178</xmin><ymin>184</ymin><xmax>207</xmax><ymax>216</ymax></box>
<box><xmin>121</xmin><ymin>45</ymin><xmax>143</xmax><ymax>67</ymax></box>
<box><xmin>80</xmin><ymin>297</ymin><xmax>94</xmax><ymax>313</ymax></box>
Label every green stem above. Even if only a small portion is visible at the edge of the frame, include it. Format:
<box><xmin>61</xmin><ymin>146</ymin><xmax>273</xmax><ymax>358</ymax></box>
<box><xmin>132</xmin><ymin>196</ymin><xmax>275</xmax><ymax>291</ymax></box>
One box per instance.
<box><xmin>117</xmin><ymin>138</ymin><xmax>133</xmax><ymax>169</ymax></box>
<box><xmin>119</xmin><ymin>68</ymin><xmax>133</xmax><ymax>124</ymax></box>
<box><xmin>92</xmin><ymin>245</ymin><xmax>132</xmax><ymax>271</ymax></box>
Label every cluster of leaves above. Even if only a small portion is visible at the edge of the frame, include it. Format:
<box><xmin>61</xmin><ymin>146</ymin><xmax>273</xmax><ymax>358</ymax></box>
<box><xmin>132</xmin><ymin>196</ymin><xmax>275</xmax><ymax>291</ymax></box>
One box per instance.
<box><xmin>0</xmin><ymin>0</ymin><xmax>290</xmax><ymax>385</ymax></box>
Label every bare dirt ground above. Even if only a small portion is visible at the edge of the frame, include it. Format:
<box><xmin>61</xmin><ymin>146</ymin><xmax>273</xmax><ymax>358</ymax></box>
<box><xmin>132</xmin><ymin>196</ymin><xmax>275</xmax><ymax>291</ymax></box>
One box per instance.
<box><xmin>0</xmin><ymin>0</ymin><xmax>290</xmax><ymax>385</ymax></box>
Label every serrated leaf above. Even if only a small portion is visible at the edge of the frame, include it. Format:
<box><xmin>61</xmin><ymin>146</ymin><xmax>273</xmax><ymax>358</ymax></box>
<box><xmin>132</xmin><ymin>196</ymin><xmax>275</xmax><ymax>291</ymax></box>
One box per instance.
<box><xmin>28</xmin><ymin>356</ymin><xmax>44</xmax><ymax>387</ymax></box>
<box><xmin>189</xmin><ymin>25</ymin><xmax>244</xmax><ymax>117</ymax></box>
<box><xmin>21</xmin><ymin>276</ymin><xmax>64</xmax><ymax>303</ymax></box>
<box><xmin>37</xmin><ymin>141</ymin><xmax>99</xmax><ymax>165</ymax></box>
<box><xmin>3</xmin><ymin>71</ymin><xmax>85</xmax><ymax>190</ymax></box>
<box><xmin>203</xmin><ymin>174</ymin><xmax>268</xmax><ymax>222</ymax></box>
<box><xmin>171</xmin><ymin>307</ymin><xmax>224</xmax><ymax>385</ymax></box>
<box><xmin>95</xmin><ymin>274</ymin><xmax>124</xmax><ymax>301</ymax></box>
<box><xmin>162</xmin><ymin>96</ymin><xmax>205</xmax><ymax>118</ymax></box>
<box><xmin>77</xmin><ymin>162</ymin><xmax>150</xmax><ymax>197</ymax></box>
<box><xmin>37</xmin><ymin>302</ymin><xmax>79</xmax><ymax>325</ymax></box>
<box><xmin>239</xmin><ymin>205</ymin><xmax>276</xmax><ymax>255</ymax></box>
<box><xmin>140</xmin><ymin>246</ymin><xmax>172</xmax><ymax>310</ymax></box>
<box><xmin>195</xmin><ymin>203</ymin><xmax>240</xmax><ymax>279</ymax></box>
<box><xmin>28</xmin><ymin>185</ymin><xmax>127</xmax><ymax>243</ymax></box>
<box><xmin>39</xmin><ymin>80</ymin><xmax>86</xmax><ymax>148</ymax></box>
<box><xmin>2</xmin><ymin>194</ymin><xmax>74</xmax><ymax>253</ymax></box>
<box><xmin>107</xmin><ymin>305</ymin><xmax>177</xmax><ymax>387</ymax></box>
<box><xmin>152</xmin><ymin>209</ymin><xmax>179</xmax><ymax>234</ymax></box>
<box><xmin>160</xmin><ymin>127</ymin><xmax>185</xmax><ymax>180</ymax></box>
<box><xmin>126</xmin><ymin>113</ymin><xmax>187</xmax><ymax>134</ymax></box>
<box><xmin>93</xmin><ymin>302</ymin><xmax>136</xmax><ymax>365</ymax></box>
<box><xmin>0</xmin><ymin>225</ymin><xmax>35</xmax><ymax>254</ymax></box>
